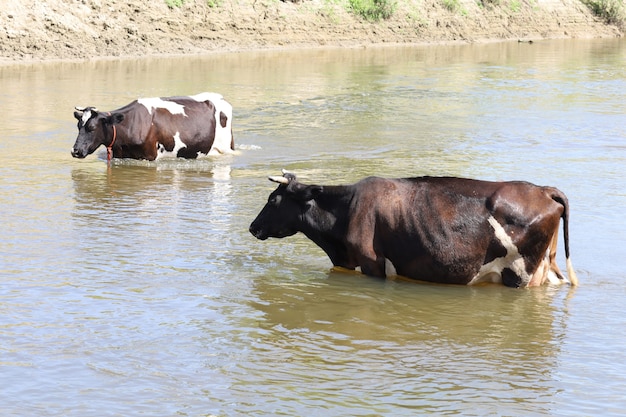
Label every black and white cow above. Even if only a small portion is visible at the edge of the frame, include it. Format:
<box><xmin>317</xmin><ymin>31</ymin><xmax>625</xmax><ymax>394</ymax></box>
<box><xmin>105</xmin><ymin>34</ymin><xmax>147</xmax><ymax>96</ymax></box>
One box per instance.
<box><xmin>71</xmin><ymin>92</ymin><xmax>233</xmax><ymax>161</ymax></box>
<box><xmin>249</xmin><ymin>171</ymin><xmax>578</xmax><ymax>288</ymax></box>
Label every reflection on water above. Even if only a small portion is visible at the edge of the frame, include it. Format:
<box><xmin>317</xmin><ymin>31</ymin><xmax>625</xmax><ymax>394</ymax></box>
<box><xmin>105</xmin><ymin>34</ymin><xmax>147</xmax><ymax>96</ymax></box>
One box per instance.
<box><xmin>70</xmin><ymin>159</ymin><xmax>235</xmax><ymax>278</ymax></box>
<box><xmin>1</xmin><ymin>38</ymin><xmax>625</xmax><ymax>416</ymax></box>
<box><xmin>227</xmin><ymin>273</ymin><xmax>567</xmax><ymax>415</ymax></box>
<box><xmin>252</xmin><ymin>273</ymin><xmax>562</xmax><ymax>348</ymax></box>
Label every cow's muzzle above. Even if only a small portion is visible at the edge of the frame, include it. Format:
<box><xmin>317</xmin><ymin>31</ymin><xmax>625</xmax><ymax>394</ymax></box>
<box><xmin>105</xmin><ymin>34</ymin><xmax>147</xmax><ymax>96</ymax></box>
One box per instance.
<box><xmin>249</xmin><ymin>225</ymin><xmax>268</xmax><ymax>240</ymax></box>
<box><xmin>71</xmin><ymin>148</ymin><xmax>86</xmax><ymax>158</ymax></box>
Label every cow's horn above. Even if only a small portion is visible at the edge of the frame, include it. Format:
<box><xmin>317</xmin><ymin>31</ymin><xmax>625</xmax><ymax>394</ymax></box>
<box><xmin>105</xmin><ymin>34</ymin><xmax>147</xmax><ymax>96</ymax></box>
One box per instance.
<box><xmin>75</xmin><ymin>106</ymin><xmax>98</xmax><ymax>112</ymax></box>
<box><xmin>268</xmin><ymin>175</ymin><xmax>290</xmax><ymax>184</ymax></box>
<box><xmin>281</xmin><ymin>169</ymin><xmax>297</xmax><ymax>182</ymax></box>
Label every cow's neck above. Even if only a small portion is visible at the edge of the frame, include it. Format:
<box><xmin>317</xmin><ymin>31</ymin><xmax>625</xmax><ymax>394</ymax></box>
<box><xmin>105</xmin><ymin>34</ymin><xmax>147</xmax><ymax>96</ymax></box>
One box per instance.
<box><xmin>104</xmin><ymin>123</ymin><xmax>143</xmax><ymax>158</ymax></box>
<box><xmin>108</xmin><ymin>122</ymin><xmax>130</xmax><ymax>145</ymax></box>
<box><xmin>300</xmin><ymin>185</ymin><xmax>356</xmax><ymax>268</ymax></box>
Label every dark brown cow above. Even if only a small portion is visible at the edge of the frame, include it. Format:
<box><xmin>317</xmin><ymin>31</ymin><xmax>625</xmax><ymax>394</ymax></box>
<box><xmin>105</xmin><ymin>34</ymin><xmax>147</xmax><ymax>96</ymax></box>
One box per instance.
<box><xmin>249</xmin><ymin>171</ymin><xmax>578</xmax><ymax>287</ymax></box>
<box><xmin>71</xmin><ymin>92</ymin><xmax>233</xmax><ymax>161</ymax></box>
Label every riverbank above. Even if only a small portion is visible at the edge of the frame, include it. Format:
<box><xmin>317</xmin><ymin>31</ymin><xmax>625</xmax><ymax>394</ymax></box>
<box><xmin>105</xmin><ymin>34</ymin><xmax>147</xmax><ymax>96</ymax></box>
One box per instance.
<box><xmin>0</xmin><ymin>0</ymin><xmax>623</xmax><ymax>64</ymax></box>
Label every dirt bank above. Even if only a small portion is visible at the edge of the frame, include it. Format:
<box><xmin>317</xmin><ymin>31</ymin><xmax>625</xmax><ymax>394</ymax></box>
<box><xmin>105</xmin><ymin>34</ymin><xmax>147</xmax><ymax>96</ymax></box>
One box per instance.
<box><xmin>0</xmin><ymin>0</ymin><xmax>622</xmax><ymax>64</ymax></box>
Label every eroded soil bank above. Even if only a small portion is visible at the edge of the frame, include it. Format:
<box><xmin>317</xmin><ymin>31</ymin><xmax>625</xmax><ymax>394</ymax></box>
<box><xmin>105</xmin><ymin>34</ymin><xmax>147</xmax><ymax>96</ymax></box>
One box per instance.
<box><xmin>1</xmin><ymin>0</ymin><xmax>623</xmax><ymax>64</ymax></box>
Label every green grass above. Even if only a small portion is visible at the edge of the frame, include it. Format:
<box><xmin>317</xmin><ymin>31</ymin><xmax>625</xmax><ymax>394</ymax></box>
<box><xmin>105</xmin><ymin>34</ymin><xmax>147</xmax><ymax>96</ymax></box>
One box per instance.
<box><xmin>582</xmin><ymin>0</ymin><xmax>626</xmax><ymax>27</ymax></box>
<box><xmin>442</xmin><ymin>0</ymin><xmax>461</xmax><ymax>11</ymax></box>
<box><xmin>348</xmin><ymin>0</ymin><xmax>397</xmax><ymax>21</ymax></box>
<box><xmin>509</xmin><ymin>0</ymin><xmax>522</xmax><ymax>12</ymax></box>
<box><xmin>165</xmin><ymin>0</ymin><xmax>185</xmax><ymax>8</ymax></box>
<box><xmin>477</xmin><ymin>0</ymin><xmax>501</xmax><ymax>7</ymax></box>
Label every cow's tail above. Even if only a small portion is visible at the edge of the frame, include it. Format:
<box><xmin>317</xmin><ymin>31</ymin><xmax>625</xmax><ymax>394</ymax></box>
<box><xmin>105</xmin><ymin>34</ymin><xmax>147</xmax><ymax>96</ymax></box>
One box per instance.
<box><xmin>549</xmin><ymin>187</ymin><xmax>579</xmax><ymax>286</ymax></box>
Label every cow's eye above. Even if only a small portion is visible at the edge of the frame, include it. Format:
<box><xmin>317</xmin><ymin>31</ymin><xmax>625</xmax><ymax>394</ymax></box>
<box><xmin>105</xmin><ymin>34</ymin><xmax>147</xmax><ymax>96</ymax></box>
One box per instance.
<box><xmin>269</xmin><ymin>195</ymin><xmax>281</xmax><ymax>205</ymax></box>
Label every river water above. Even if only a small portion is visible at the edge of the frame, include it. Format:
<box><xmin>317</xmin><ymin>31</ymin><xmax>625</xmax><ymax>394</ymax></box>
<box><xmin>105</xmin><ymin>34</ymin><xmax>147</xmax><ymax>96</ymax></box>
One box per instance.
<box><xmin>1</xmin><ymin>39</ymin><xmax>625</xmax><ymax>416</ymax></box>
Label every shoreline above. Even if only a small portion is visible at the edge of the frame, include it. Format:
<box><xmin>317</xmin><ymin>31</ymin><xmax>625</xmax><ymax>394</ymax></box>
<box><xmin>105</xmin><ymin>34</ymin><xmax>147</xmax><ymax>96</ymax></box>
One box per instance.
<box><xmin>1</xmin><ymin>0</ymin><xmax>623</xmax><ymax>66</ymax></box>
<box><xmin>0</xmin><ymin>38</ymin><xmax>536</xmax><ymax>66</ymax></box>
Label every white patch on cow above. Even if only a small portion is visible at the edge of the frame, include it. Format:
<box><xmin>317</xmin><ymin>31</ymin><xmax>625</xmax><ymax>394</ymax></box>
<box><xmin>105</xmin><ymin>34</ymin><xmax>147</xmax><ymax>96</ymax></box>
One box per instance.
<box><xmin>138</xmin><ymin>97</ymin><xmax>186</xmax><ymax>116</ymax></box>
<box><xmin>189</xmin><ymin>92</ymin><xmax>234</xmax><ymax>156</ymax></box>
<box><xmin>468</xmin><ymin>216</ymin><xmax>531</xmax><ymax>286</ymax></box>
<box><xmin>81</xmin><ymin>109</ymin><xmax>92</xmax><ymax>125</ymax></box>
<box><xmin>385</xmin><ymin>258</ymin><xmax>397</xmax><ymax>277</ymax></box>
<box><xmin>546</xmin><ymin>267</ymin><xmax>561</xmax><ymax>285</ymax></box>
<box><xmin>189</xmin><ymin>92</ymin><xmax>223</xmax><ymax>103</ymax></box>
<box><xmin>354</xmin><ymin>258</ymin><xmax>397</xmax><ymax>277</ymax></box>
<box><xmin>155</xmin><ymin>132</ymin><xmax>187</xmax><ymax>159</ymax></box>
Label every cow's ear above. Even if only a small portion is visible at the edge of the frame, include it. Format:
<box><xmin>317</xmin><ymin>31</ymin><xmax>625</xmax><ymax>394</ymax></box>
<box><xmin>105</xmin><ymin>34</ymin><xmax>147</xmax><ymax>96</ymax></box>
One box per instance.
<box><xmin>107</xmin><ymin>113</ymin><xmax>124</xmax><ymax>125</ymax></box>
<box><xmin>294</xmin><ymin>185</ymin><xmax>323</xmax><ymax>202</ymax></box>
<box><xmin>74</xmin><ymin>111</ymin><xmax>83</xmax><ymax>120</ymax></box>
<box><xmin>308</xmin><ymin>185</ymin><xmax>323</xmax><ymax>199</ymax></box>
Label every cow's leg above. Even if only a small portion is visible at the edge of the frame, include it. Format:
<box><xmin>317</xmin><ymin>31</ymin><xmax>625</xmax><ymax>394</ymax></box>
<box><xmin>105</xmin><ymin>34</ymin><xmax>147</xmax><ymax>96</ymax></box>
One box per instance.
<box><xmin>529</xmin><ymin>258</ymin><xmax>549</xmax><ymax>286</ymax></box>
<box><xmin>359</xmin><ymin>257</ymin><xmax>387</xmax><ymax>278</ymax></box>
<box><xmin>528</xmin><ymin>229</ymin><xmax>562</xmax><ymax>287</ymax></box>
<box><xmin>347</xmin><ymin>239</ymin><xmax>387</xmax><ymax>277</ymax></box>
<box><xmin>143</xmin><ymin>129</ymin><xmax>160</xmax><ymax>160</ymax></box>
<box><xmin>346</xmin><ymin>205</ymin><xmax>387</xmax><ymax>278</ymax></box>
<box><xmin>514</xmin><ymin>210</ymin><xmax>564</xmax><ymax>287</ymax></box>
<box><xmin>547</xmin><ymin>228</ymin><xmax>565</xmax><ymax>280</ymax></box>
<box><xmin>353</xmin><ymin>247</ymin><xmax>386</xmax><ymax>278</ymax></box>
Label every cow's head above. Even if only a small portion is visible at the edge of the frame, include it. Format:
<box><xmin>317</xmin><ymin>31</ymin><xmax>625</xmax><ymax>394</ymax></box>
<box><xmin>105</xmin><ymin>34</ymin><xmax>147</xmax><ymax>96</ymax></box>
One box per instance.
<box><xmin>249</xmin><ymin>170</ymin><xmax>323</xmax><ymax>240</ymax></box>
<box><xmin>71</xmin><ymin>107</ymin><xmax>124</xmax><ymax>158</ymax></box>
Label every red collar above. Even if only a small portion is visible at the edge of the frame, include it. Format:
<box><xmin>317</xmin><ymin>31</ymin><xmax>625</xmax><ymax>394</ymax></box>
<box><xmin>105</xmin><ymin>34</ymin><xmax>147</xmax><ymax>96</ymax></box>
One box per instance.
<box><xmin>106</xmin><ymin>113</ymin><xmax>117</xmax><ymax>162</ymax></box>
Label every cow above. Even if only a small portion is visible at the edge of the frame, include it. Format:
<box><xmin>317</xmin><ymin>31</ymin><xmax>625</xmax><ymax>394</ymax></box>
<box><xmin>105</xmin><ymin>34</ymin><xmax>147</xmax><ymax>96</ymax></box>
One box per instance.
<box><xmin>249</xmin><ymin>171</ymin><xmax>578</xmax><ymax>288</ymax></box>
<box><xmin>71</xmin><ymin>92</ymin><xmax>234</xmax><ymax>161</ymax></box>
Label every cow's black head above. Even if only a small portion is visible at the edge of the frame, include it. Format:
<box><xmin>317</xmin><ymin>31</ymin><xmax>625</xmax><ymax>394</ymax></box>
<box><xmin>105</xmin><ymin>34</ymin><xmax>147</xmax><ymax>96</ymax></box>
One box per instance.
<box><xmin>71</xmin><ymin>107</ymin><xmax>124</xmax><ymax>158</ymax></box>
<box><xmin>249</xmin><ymin>171</ymin><xmax>322</xmax><ymax>240</ymax></box>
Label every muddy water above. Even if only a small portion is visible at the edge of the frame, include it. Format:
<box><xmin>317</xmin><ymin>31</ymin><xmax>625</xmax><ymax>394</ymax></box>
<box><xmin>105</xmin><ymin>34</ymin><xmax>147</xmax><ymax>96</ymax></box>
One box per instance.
<box><xmin>1</xmin><ymin>39</ymin><xmax>625</xmax><ymax>416</ymax></box>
